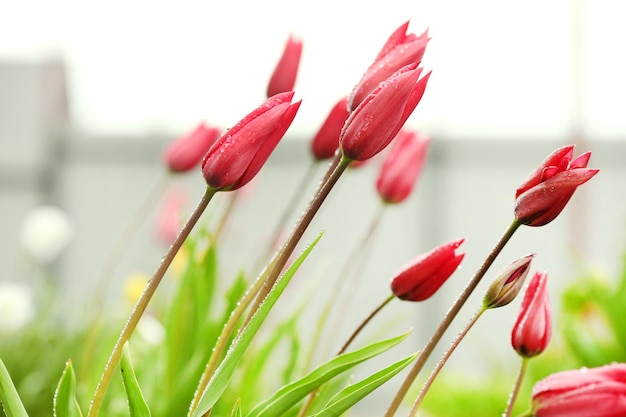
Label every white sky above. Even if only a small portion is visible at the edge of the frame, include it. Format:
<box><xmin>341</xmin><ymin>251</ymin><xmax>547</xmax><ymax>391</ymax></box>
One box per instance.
<box><xmin>1</xmin><ymin>0</ymin><xmax>625</xmax><ymax>139</ymax></box>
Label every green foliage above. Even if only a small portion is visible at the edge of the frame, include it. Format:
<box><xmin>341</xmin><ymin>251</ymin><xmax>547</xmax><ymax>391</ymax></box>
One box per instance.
<box><xmin>0</xmin><ymin>358</ymin><xmax>29</xmax><ymax>417</ymax></box>
<box><xmin>120</xmin><ymin>344</ymin><xmax>151</xmax><ymax>417</ymax></box>
<box><xmin>54</xmin><ymin>360</ymin><xmax>83</xmax><ymax>417</ymax></box>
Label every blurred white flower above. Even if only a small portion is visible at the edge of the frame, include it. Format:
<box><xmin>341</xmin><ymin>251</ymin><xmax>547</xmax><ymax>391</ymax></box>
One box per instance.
<box><xmin>19</xmin><ymin>205</ymin><xmax>74</xmax><ymax>264</ymax></box>
<box><xmin>137</xmin><ymin>314</ymin><xmax>165</xmax><ymax>346</ymax></box>
<box><xmin>0</xmin><ymin>282</ymin><xmax>36</xmax><ymax>332</ymax></box>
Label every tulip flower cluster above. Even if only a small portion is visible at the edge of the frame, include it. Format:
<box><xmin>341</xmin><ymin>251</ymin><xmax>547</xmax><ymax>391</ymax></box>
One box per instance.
<box><xmin>0</xmin><ymin>18</ymin><xmax>610</xmax><ymax>417</ymax></box>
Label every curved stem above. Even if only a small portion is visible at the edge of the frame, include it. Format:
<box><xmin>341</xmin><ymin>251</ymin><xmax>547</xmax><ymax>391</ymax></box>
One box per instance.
<box><xmin>212</xmin><ymin>190</ymin><xmax>239</xmax><ymax>244</ymax></box>
<box><xmin>80</xmin><ymin>175</ymin><xmax>168</xmax><ymax>383</ymax></box>
<box><xmin>87</xmin><ymin>187</ymin><xmax>216</xmax><ymax>417</ymax></box>
<box><xmin>409</xmin><ymin>306</ymin><xmax>486</xmax><ymax>416</ymax></box>
<box><xmin>505</xmin><ymin>358</ymin><xmax>528</xmax><ymax>417</ymax></box>
<box><xmin>297</xmin><ymin>293</ymin><xmax>396</xmax><ymax>417</ymax></box>
<box><xmin>384</xmin><ymin>219</ymin><xmax>521</xmax><ymax>417</ymax></box>
<box><xmin>244</xmin><ymin>152</ymin><xmax>350</xmax><ymax>326</ymax></box>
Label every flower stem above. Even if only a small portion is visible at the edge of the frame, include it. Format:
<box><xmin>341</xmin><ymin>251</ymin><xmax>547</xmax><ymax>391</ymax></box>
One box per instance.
<box><xmin>384</xmin><ymin>219</ymin><xmax>521</xmax><ymax>417</ymax></box>
<box><xmin>244</xmin><ymin>152</ymin><xmax>350</xmax><ymax>326</ymax></box>
<box><xmin>87</xmin><ymin>187</ymin><xmax>216</xmax><ymax>417</ymax></box>
<box><xmin>505</xmin><ymin>358</ymin><xmax>528</xmax><ymax>417</ymax></box>
<box><xmin>297</xmin><ymin>293</ymin><xmax>396</xmax><ymax>417</ymax></box>
<box><xmin>186</xmin><ymin>254</ymin><xmax>279</xmax><ymax>417</ymax></box>
<box><xmin>409</xmin><ymin>306</ymin><xmax>486</xmax><ymax>416</ymax></box>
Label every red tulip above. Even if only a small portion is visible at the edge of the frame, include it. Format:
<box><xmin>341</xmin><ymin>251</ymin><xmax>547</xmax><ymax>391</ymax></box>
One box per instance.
<box><xmin>349</xmin><ymin>21</ymin><xmax>429</xmax><ymax>111</ymax></box>
<box><xmin>164</xmin><ymin>122</ymin><xmax>220</xmax><ymax>173</ymax></box>
<box><xmin>391</xmin><ymin>238</ymin><xmax>464</xmax><ymax>302</ymax></box>
<box><xmin>310</xmin><ymin>97</ymin><xmax>350</xmax><ymax>161</ymax></box>
<box><xmin>511</xmin><ymin>271</ymin><xmax>551</xmax><ymax>357</ymax></box>
<box><xmin>531</xmin><ymin>363</ymin><xmax>626</xmax><ymax>417</ymax></box>
<box><xmin>267</xmin><ymin>34</ymin><xmax>303</xmax><ymax>98</ymax></box>
<box><xmin>514</xmin><ymin>145</ymin><xmax>599</xmax><ymax>226</ymax></box>
<box><xmin>202</xmin><ymin>92</ymin><xmax>301</xmax><ymax>191</ymax></box>
<box><xmin>376</xmin><ymin>129</ymin><xmax>430</xmax><ymax>204</ymax></box>
<box><xmin>340</xmin><ymin>64</ymin><xmax>431</xmax><ymax>162</ymax></box>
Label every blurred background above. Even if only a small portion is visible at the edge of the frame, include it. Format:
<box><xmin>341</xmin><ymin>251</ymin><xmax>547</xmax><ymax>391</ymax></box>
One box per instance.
<box><xmin>1</xmin><ymin>0</ymin><xmax>625</xmax><ymax>415</ymax></box>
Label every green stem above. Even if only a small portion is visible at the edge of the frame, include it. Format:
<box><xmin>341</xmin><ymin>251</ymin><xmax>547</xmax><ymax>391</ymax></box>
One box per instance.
<box><xmin>187</xmin><ymin>254</ymin><xmax>280</xmax><ymax>417</ymax></box>
<box><xmin>244</xmin><ymin>152</ymin><xmax>350</xmax><ymax>326</ymax></box>
<box><xmin>384</xmin><ymin>219</ymin><xmax>521</xmax><ymax>417</ymax></box>
<box><xmin>505</xmin><ymin>358</ymin><xmax>528</xmax><ymax>417</ymax></box>
<box><xmin>409</xmin><ymin>306</ymin><xmax>486</xmax><ymax>416</ymax></box>
<box><xmin>80</xmin><ymin>175</ymin><xmax>168</xmax><ymax>383</ymax></box>
<box><xmin>297</xmin><ymin>293</ymin><xmax>396</xmax><ymax>417</ymax></box>
<box><xmin>212</xmin><ymin>190</ymin><xmax>239</xmax><ymax>244</ymax></box>
<box><xmin>87</xmin><ymin>187</ymin><xmax>216</xmax><ymax>417</ymax></box>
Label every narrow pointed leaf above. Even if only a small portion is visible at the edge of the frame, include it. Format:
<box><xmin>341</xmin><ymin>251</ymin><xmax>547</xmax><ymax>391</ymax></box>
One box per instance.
<box><xmin>230</xmin><ymin>399</ymin><xmax>242</xmax><ymax>417</ymax></box>
<box><xmin>310</xmin><ymin>352</ymin><xmax>418</xmax><ymax>417</ymax></box>
<box><xmin>247</xmin><ymin>331</ymin><xmax>411</xmax><ymax>417</ymax></box>
<box><xmin>54</xmin><ymin>359</ymin><xmax>83</xmax><ymax>417</ymax></box>
<box><xmin>120</xmin><ymin>343</ymin><xmax>151</xmax><ymax>417</ymax></box>
<box><xmin>191</xmin><ymin>232</ymin><xmax>324</xmax><ymax>417</ymax></box>
<box><xmin>0</xmin><ymin>358</ymin><xmax>29</xmax><ymax>417</ymax></box>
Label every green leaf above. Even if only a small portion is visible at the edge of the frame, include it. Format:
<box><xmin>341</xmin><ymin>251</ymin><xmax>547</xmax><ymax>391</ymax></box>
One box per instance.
<box><xmin>247</xmin><ymin>331</ymin><xmax>411</xmax><ymax>417</ymax></box>
<box><xmin>230</xmin><ymin>399</ymin><xmax>242</xmax><ymax>417</ymax></box>
<box><xmin>0</xmin><ymin>358</ymin><xmax>29</xmax><ymax>417</ymax></box>
<box><xmin>54</xmin><ymin>359</ymin><xmax>83</xmax><ymax>417</ymax></box>
<box><xmin>120</xmin><ymin>343</ymin><xmax>151</xmax><ymax>417</ymax></box>
<box><xmin>191</xmin><ymin>231</ymin><xmax>324</xmax><ymax>417</ymax></box>
<box><xmin>310</xmin><ymin>352</ymin><xmax>417</xmax><ymax>417</ymax></box>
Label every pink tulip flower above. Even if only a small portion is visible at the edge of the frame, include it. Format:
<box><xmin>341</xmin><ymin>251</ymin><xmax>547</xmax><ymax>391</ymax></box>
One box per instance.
<box><xmin>391</xmin><ymin>238</ymin><xmax>464</xmax><ymax>301</ymax></box>
<box><xmin>514</xmin><ymin>145</ymin><xmax>599</xmax><ymax>227</ymax></box>
<box><xmin>340</xmin><ymin>64</ymin><xmax>430</xmax><ymax>162</ymax></box>
<box><xmin>202</xmin><ymin>91</ymin><xmax>301</xmax><ymax>191</ymax></box>
<box><xmin>164</xmin><ymin>122</ymin><xmax>220</xmax><ymax>173</ymax></box>
<box><xmin>376</xmin><ymin>129</ymin><xmax>430</xmax><ymax>204</ymax></box>
<box><xmin>531</xmin><ymin>363</ymin><xmax>626</xmax><ymax>417</ymax></box>
<box><xmin>310</xmin><ymin>97</ymin><xmax>350</xmax><ymax>161</ymax></box>
<box><xmin>267</xmin><ymin>34</ymin><xmax>303</xmax><ymax>98</ymax></box>
<box><xmin>511</xmin><ymin>271</ymin><xmax>551</xmax><ymax>357</ymax></box>
<box><xmin>349</xmin><ymin>21</ymin><xmax>429</xmax><ymax>111</ymax></box>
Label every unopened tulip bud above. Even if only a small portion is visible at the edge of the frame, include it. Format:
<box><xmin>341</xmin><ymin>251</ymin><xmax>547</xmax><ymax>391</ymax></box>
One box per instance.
<box><xmin>202</xmin><ymin>92</ymin><xmax>301</xmax><ymax>191</ymax></box>
<box><xmin>267</xmin><ymin>34</ymin><xmax>303</xmax><ymax>98</ymax></box>
<box><xmin>514</xmin><ymin>145</ymin><xmax>599</xmax><ymax>227</ymax></box>
<box><xmin>340</xmin><ymin>64</ymin><xmax>430</xmax><ymax>162</ymax></box>
<box><xmin>164</xmin><ymin>122</ymin><xmax>221</xmax><ymax>173</ymax></box>
<box><xmin>310</xmin><ymin>97</ymin><xmax>350</xmax><ymax>161</ymax></box>
<box><xmin>531</xmin><ymin>363</ymin><xmax>626</xmax><ymax>417</ymax></box>
<box><xmin>391</xmin><ymin>238</ymin><xmax>464</xmax><ymax>302</ymax></box>
<box><xmin>349</xmin><ymin>21</ymin><xmax>429</xmax><ymax>111</ymax></box>
<box><xmin>483</xmin><ymin>254</ymin><xmax>535</xmax><ymax>309</ymax></box>
<box><xmin>376</xmin><ymin>129</ymin><xmax>430</xmax><ymax>204</ymax></box>
<box><xmin>511</xmin><ymin>271</ymin><xmax>551</xmax><ymax>358</ymax></box>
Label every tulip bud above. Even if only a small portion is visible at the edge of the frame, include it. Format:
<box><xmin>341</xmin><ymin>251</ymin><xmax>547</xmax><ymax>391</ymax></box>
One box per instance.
<box><xmin>391</xmin><ymin>238</ymin><xmax>464</xmax><ymax>302</ymax></box>
<box><xmin>340</xmin><ymin>64</ymin><xmax>431</xmax><ymax>162</ymax></box>
<box><xmin>531</xmin><ymin>363</ymin><xmax>626</xmax><ymax>417</ymax></box>
<box><xmin>514</xmin><ymin>145</ymin><xmax>599</xmax><ymax>227</ymax></box>
<box><xmin>376</xmin><ymin>129</ymin><xmax>430</xmax><ymax>204</ymax></box>
<box><xmin>164</xmin><ymin>122</ymin><xmax>221</xmax><ymax>173</ymax></box>
<box><xmin>310</xmin><ymin>97</ymin><xmax>350</xmax><ymax>161</ymax></box>
<box><xmin>202</xmin><ymin>92</ymin><xmax>301</xmax><ymax>191</ymax></box>
<box><xmin>511</xmin><ymin>271</ymin><xmax>551</xmax><ymax>358</ymax></box>
<box><xmin>483</xmin><ymin>254</ymin><xmax>535</xmax><ymax>309</ymax></box>
<box><xmin>267</xmin><ymin>34</ymin><xmax>303</xmax><ymax>98</ymax></box>
<box><xmin>349</xmin><ymin>21</ymin><xmax>429</xmax><ymax>111</ymax></box>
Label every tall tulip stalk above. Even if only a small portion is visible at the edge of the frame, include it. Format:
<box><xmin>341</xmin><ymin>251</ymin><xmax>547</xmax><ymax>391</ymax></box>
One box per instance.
<box><xmin>0</xmin><ymin>18</ymin><xmax>610</xmax><ymax>417</ymax></box>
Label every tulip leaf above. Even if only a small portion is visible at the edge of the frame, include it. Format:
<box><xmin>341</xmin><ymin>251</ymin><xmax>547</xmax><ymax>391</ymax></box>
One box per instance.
<box><xmin>191</xmin><ymin>231</ymin><xmax>324</xmax><ymax>417</ymax></box>
<box><xmin>0</xmin><ymin>358</ymin><xmax>29</xmax><ymax>417</ymax></box>
<box><xmin>53</xmin><ymin>359</ymin><xmax>83</xmax><ymax>417</ymax></box>
<box><xmin>120</xmin><ymin>343</ymin><xmax>151</xmax><ymax>417</ymax></box>
<box><xmin>230</xmin><ymin>399</ymin><xmax>242</xmax><ymax>417</ymax></box>
<box><xmin>310</xmin><ymin>352</ymin><xmax>418</xmax><ymax>417</ymax></box>
<box><xmin>246</xmin><ymin>331</ymin><xmax>411</xmax><ymax>417</ymax></box>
